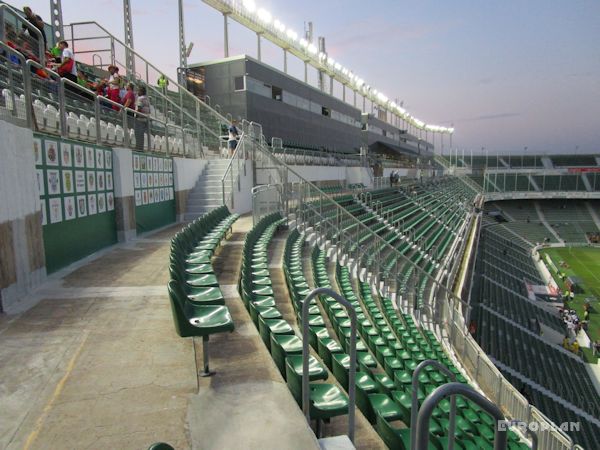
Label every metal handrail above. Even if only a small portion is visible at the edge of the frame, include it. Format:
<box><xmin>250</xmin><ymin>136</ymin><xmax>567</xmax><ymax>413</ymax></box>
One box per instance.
<box><xmin>301</xmin><ymin>287</ymin><xmax>356</xmax><ymax>443</ymax></box>
<box><xmin>415</xmin><ymin>383</ymin><xmax>507</xmax><ymax>450</ymax></box>
<box><xmin>65</xmin><ymin>21</ymin><xmax>230</xmax><ymax>123</ymax></box>
<box><xmin>250</xmin><ymin>138</ymin><xmax>580</xmax><ymax>449</ymax></box>
<box><xmin>62</xmin><ymin>22</ymin><xmax>224</xmax><ymax>152</ymax></box>
<box><xmin>221</xmin><ymin>126</ymin><xmax>246</xmax><ymax>207</ymax></box>
<box><xmin>0</xmin><ymin>4</ymin><xmax>45</xmax><ymax>62</ymax></box>
<box><xmin>13</xmin><ymin>56</ymin><xmax>184</xmax><ymax>154</ymax></box>
<box><xmin>410</xmin><ymin>360</ymin><xmax>457</xmax><ymax>450</ymax></box>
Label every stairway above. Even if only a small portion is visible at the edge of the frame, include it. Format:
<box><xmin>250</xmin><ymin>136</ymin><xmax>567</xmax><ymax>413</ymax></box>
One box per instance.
<box><xmin>184</xmin><ymin>159</ymin><xmax>234</xmax><ymax>220</ymax></box>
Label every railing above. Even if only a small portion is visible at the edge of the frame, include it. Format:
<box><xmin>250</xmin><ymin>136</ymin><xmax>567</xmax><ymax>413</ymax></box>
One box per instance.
<box><xmin>63</xmin><ymin>21</ymin><xmax>231</xmax><ymax>152</ymax></box>
<box><xmin>0</xmin><ymin>44</ymin><xmax>207</xmax><ymax>156</ymax></box>
<box><xmin>221</xmin><ymin>120</ymin><xmax>257</xmax><ymax>210</ymax></box>
<box><xmin>247</xmin><ymin>133</ymin><xmax>578</xmax><ymax>449</ymax></box>
<box><xmin>0</xmin><ymin>3</ymin><xmax>45</xmax><ymax>62</ymax></box>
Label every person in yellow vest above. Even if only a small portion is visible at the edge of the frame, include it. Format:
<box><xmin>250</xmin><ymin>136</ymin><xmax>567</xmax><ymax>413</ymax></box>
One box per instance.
<box><xmin>158</xmin><ymin>74</ymin><xmax>169</xmax><ymax>94</ymax></box>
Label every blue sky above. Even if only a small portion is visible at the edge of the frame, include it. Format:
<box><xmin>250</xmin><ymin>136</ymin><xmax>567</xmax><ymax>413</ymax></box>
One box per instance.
<box><xmin>21</xmin><ymin>0</ymin><xmax>600</xmax><ymax>154</ymax></box>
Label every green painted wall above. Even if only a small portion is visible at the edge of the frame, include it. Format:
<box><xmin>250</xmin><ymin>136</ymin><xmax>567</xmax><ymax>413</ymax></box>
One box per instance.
<box><xmin>132</xmin><ymin>152</ymin><xmax>176</xmax><ymax>233</ymax></box>
<box><xmin>43</xmin><ymin>212</ymin><xmax>117</xmax><ymax>273</ymax></box>
<box><xmin>34</xmin><ymin>133</ymin><xmax>117</xmax><ymax>274</ymax></box>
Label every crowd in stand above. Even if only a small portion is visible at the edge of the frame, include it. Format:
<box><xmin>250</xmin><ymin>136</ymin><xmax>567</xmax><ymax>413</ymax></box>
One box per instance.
<box><xmin>2</xmin><ymin>6</ymin><xmax>166</xmax><ymax>150</ymax></box>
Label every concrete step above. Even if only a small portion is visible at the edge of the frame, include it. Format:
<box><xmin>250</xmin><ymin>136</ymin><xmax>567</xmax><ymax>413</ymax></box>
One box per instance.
<box><xmin>188</xmin><ymin>192</ymin><xmax>228</xmax><ymax>200</ymax></box>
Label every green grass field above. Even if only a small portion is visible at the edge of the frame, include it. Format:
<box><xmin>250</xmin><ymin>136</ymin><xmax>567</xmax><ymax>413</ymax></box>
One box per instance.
<box><xmin>540</xmin><ymin>247</ymin><xmax>600</xmax><ymax>362</ymax></box>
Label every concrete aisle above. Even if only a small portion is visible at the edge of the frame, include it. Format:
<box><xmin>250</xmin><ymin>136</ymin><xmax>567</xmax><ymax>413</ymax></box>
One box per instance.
<box><xmin>0</xmin><ymin>224</ymin><xmax>195</xmax><ymax>450</ymax></box>
<box><xmin>187</xmin><ymin>215</ymin><xmax>319</xmax><ymax>450</ymax></box>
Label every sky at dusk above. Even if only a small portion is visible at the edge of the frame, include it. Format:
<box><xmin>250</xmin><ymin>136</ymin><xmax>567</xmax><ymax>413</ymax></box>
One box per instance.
<box><xmin>19</xmin><ymin>0</ymin><xmax>600</xmax><ymax>155</ymax></box>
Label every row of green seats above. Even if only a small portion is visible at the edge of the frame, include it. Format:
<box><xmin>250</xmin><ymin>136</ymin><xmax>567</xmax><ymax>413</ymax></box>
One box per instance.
<box><xmin>238</xmin><ymin>216</ymin><xmax>350</xmax><ymax>432</ymax></box>
<box><xmin>167</xmin><ymin>206</ymin><xmax>239</xmax><ymax>374</ymax></box>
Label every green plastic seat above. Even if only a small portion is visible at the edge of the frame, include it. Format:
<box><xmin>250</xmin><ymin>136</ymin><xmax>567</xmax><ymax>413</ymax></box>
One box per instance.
<box><xmin>309</xmin><ymin>383</ymin><xmax>349</xmax><ymax>420</ymax></box>
<box><xmin>167</xmin><ymin>280</ymin><xmax>234</xmax><ymax>375</ymax></box>
<box><xmin>271</xmin><ymin>334</ymin><xmax>303</xmax><ymax>377</ymax></box>
<box><xmin>374</xmin><ymin>373</ymin><xmax>395</xmax><ymax>394</ymax></box>
<box><xmin>249</xmin><ymin>304</ymin><xmax>283</xmax><ymax>325</ymax></box>
<box><xmin>368</xmin><ymin>393</ymin><xmax>404</xmax><ymax>421</ymax></box>
<box><xmin>317</xmin><ymin>337</ymin><xmax>343</xmax><ymax>370</ymax></box>
<box><xmin>186</xmin><ymin>273</ymin><xmax>219</xmax><ymax>288</ymax></box>
<box><xmin>258</xmin><ymin>317</ymin><xmax>294</xmax><ymax>350</ymax></box>
<box><xmin>169</xmin><ymin>278</ymin><xmax>224</xmax><ymax>306</ymax></box>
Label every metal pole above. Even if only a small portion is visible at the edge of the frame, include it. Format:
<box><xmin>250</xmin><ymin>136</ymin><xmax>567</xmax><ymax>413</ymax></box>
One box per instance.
<box><xmin>257</xmin><ymin>32</ymin><xmax>262</xmax><ymax>61</ymax></box>
<box><xmin>304</xmin><ymin>60</ymin><xmax>308</xmax><ymax>83</ymax></box>
<box><xmin>123</xmin><ymin>0</ymin><xmax>135</xmax><ymax>76</ymax></box>
<box><xmin>410</xmin><ymin>361</ymin><xmax>457</xmax><ymax>450</ymax></box>
<box><xmin>50</xmin><ymin>0</ymin><xmax>64</xmax><ymax>42</ymax></box>
<box><xmin>223</xmin><ymin>13</ymin><xmax>229</xmax><ymax>58</ymax></box>
<box><xmin>415</xmin><ymin>383</ymin><xmax>508</xmax><ymax>450</ymax></box>
<box><xmin>178</xmin><ymin>0</ymin><xmax>188</xmax><ymax>83</ymax></box>
<box><xmin>283</xmin><ymin>48</ymin><xmax>288</xmax><ymax>73</ymax></box>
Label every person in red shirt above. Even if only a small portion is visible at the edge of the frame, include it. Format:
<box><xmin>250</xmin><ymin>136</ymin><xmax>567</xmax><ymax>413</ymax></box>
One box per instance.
<box><xmin>121</xmin><ymin>83</ymin><xmax>136</xmax><ymax>131</ymax></box>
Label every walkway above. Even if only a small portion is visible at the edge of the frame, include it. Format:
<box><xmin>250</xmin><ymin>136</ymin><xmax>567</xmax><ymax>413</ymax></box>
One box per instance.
<box><xmin>0</xmin><ymin>216</ymin><xmax>319</xmax><ymax>450</ymax></box>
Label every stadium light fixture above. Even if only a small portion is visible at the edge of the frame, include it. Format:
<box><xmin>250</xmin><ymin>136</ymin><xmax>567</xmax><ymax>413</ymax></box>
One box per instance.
<box><xmin>257</xmin><ymin>8</ymin><xmax>272</xmax><ymax>24</ymax></box>
<box><xmin>201</xmin><ymin>0</ymin><xmax>455</xmax><ymax>134</ymax></box>
<box><xmin>242</xmin><ymin>0</ymin><xmax>256</xmax><ymax>13</ymax></box>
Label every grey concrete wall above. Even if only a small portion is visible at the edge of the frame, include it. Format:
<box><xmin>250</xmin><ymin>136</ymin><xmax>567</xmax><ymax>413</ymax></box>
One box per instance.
<box><xmin>112</xmin><ymin>148</ymin><xmax>136</xmax><ymax>242</ymax></box>
<box><xmin>173</xmin><ymin>158</ymin><xmax>208</xmax><ymax>221</ymax></box>
<box><xmin>0</xmin><ymin>121</ymin><xmax>46</xmax><ymax>313</ymax></box>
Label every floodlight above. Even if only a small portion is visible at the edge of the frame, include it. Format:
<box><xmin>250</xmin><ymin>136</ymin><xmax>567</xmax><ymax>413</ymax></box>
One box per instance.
<box><xmin>286</xmin><ymin>29</ymin><xmax>298</xmax><ymax>40</ymax></box>
<box><xmin>242</xmin><ymin>0</ymin><xmax>256</xmax><ymax>13</ymax></box>
<box><xmin>334</xmin><ymin>62</ymin><xmax>342</xmax><ymax>71</ymax></box>
<box><xmin>307</xmin><ymin>44</ymin><xmax>318</xmax><ymax>54</ymax></box>
<box><xmin>257</xmin><ymin>8</ymin><xmax>272</xmax><ymax>24</ymax></box>
<box><xmin>299</xmin><ymin>38</ymin><xmax>308</xmax><ymax>47</ymax></box>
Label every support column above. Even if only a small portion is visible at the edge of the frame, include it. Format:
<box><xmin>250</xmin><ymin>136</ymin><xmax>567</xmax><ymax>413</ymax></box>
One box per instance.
<box><xmin>330</xmin><ymin>76</ymin><xmax>334</xmax><ymax>96</ymax></box>
<box><xmin>283</xmin><ymin>48</ymin><xmax>288</xmax><ymax>73</ymax></box>
<box><xmin>178</xmin><ymin>0</ymin><xmax>188</xmax><ymax>85</ymax></box>
<box><xmin>0</xmin><ymin>122</ymin><xmax>46</xmax><ymax>313</ymax></box>
<box><xmin>304</xmin><ymin>61</ymin><xmax>308</xmax><ymax>83</ymax></box>
<box><xmin>257</xmin><ymin>32</ymin><xmax>262</xmax><ymax>61</ymax></box>
<box><xmin>112</xmin><ymin>148</ymin><xmax>136</xmax><ymax>242</ymax></box>
<box><xmin>353</xmin><ymin>89</ymin><xmax>357</xmax><ymax>108</ymax></box>
<box><xmin>123</xmin><ymin>0</ymin><xmax>135</xmax><ymax>76</ymax></box>
<box><xmin>223</xmin><ymin>13</ymin><xmax>229</xmax><ymax>58</ymax></box>
<box><xmin>49</xmin><ymin>0</ymin><xmax>64</xmax><ymax>42</ymax></box>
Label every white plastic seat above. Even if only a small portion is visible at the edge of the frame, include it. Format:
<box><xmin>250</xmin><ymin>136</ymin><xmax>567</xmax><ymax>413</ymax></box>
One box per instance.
<box><xmin>129</xmin><ymin>129</ymin><xmax>135</xmax><ymax>148</ymax></box>
<box><xmin>106</xmin><ymin>123</ymin><xmax>116</xmax><ymax>144</ymax></box>
<box><xmin>33</xmin><ymin>102</ymin><xmax>45</xmax><ymax>129</ymax></box>
<box><xmin>67</xmin><ymin>114</ymin><xmax>78</xmax><ymax>138</ymax></box>
<box><xmin>44</xmin><ymin>106</ymin><xmax>59</xmax><ymax>132</ymax></box>
<box><xmin>100</xmin><ymin>120</ymin><xmax>108</xmax><ymax>142</ymax></box>
<box><xmin>2</xmin><ymin>88</ymin><xmax>14</xmax><ymax>111</ymax></box>
<box><xmin>87</xmin><ymin>120</ymin><xmax>97</xmax><ymax>140</ymax></box>
<box><xmin>115</xmin><ymin>125</ymin><xmax>125</xmax><ymax>144</ymax></box>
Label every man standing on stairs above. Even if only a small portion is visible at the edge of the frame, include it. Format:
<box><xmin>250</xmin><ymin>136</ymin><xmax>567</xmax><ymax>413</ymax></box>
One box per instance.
<box><xmin>228</xmin><ymin>120</ymin><xmax>239</xmax><ymax>157</ymax></box>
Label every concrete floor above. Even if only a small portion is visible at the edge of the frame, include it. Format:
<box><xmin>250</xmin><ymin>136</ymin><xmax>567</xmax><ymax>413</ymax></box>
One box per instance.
<box><xmin>0</xmin><ymin>218</ymin><xmax>320</xmax><ymax>450</ymax></box>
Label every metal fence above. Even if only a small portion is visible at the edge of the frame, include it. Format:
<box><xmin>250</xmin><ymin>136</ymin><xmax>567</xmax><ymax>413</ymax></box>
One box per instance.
<box><xmin>248</xmin><ymin>133</ymin><xmax>579</xmax><ymax>449</ymax></box>
<box><xmin>62</xmin><ymin>21</ymin><xmax>229</xmax><ymax>152</ymax></box>
<box><xmin>0</xmin><ymin>41</ymin><xmax>211</xmax><ymax>156</ymax></box>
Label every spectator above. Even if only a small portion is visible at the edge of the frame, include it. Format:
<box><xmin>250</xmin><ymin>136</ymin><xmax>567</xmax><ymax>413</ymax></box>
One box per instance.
<box><xmin>593</xmin><ymin>340</ymin><xmax>600</xmax><ymax>357</ymax></box>
<box><xmin>22</xmin><ymin>6</ymin><xmax>47</xmax><ymax>50</ymax></box>
<box><xmin>158</xmin><ymin>74</ymin><xmax>169</xmax><ymax>94</ymax></box>
<box><xmin>228</xmin><ymin>120</ymin><xmax>239</xmax><ymax>156</ymax></box>
<box><xmin>77</xmin><ymin>70</ymin><xmax>90</xmax><ymax>88</ymax></box>
<box><xmin>389</xmin><ymin>171</ymin><xmax>395</xmax><ymax>187</ymax></box>
<box><xmin>122</xmin><ymin>83</ymin><xmax>136</xmax><ymax>131</ymax></box>
<box><xmin>49</xmin><ymin>43</ymin><xmax>62</xmax><ymax>62</ymax></box>
<box><xmin>56</xmin><ymin>40</ymin><xmax>78</xmax><ymax>87</ymax></box>
<box><xmin>134</xmin><ymin>86</ymin><xmax>150</xmax><ymax>151</ymax></box>
<box><xmin>106</xmin><ymin>65</ymin><xmax>122</xmax><ymax>110</ymax></box>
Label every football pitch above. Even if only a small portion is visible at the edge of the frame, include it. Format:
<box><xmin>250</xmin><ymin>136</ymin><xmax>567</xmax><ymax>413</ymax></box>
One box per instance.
<box><xmin>541</xmin><ymin>247</ymin><xmax>600</xmax><ymax>359</ymax></box>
